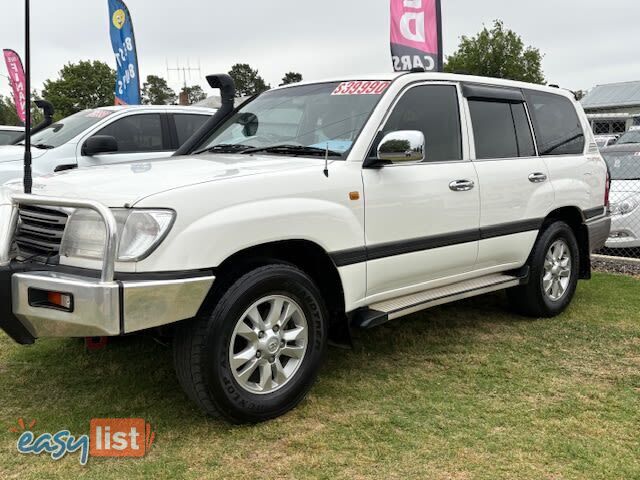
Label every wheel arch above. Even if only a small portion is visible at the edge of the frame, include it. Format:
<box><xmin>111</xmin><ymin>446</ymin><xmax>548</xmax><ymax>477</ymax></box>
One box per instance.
<box><xmin>198</xmin><ymin>239</ymin><xmax>351</xmax><ymax>345</ymax></box>
<box><xmin>542</xmin><ymin>206</ymin><xmax>591</xmax><ymax>279</ymax></box>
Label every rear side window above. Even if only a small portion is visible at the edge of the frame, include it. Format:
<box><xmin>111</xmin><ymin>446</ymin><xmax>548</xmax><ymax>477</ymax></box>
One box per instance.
<box><xmin>383</xmin><ymin>85</ymin><xmax>462</xmax><ymax>162</ymax></box>
<box><xmin>468</xmin><ymin>100</ymin><xmax>535</xmax><ymax>159</ymax></box>
<box><xmin>174</xmin><ymin>114</ymin><xmax>209</xmax><ymax>146</ymax></box>
<box><xmin>526</xmin><ymin>91</ymin><xmax>585</xmax><ymax>156</ymax></box>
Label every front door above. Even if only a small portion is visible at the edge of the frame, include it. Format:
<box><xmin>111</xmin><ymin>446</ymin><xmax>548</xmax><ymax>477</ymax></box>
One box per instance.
<box><xmin>78</xmin><ymin>113</ymin><xmax>174</xmax><ymax>167</ymax></box>
<box><xmin>362</xmin><ymin>83</ymin><xmax>480</xmax><ymax>300</ymax></box>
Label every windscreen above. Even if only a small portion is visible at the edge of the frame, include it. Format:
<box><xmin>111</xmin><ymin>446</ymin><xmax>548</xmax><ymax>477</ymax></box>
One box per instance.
<box><xmin>615</xmin><ymin>131</ymin><xmax>640</xmax><ymax>145</ymax></box>
<box><xmin>603</xmin><ymin>151</ymin><xmax>640</xmax><ymax>180</ymax></box>
<box><xmin>27</xmin><ymin>109</ymin><xmax>114</xmax><ymax>149</ymax></box>
<box><xmin>197</xmin><ymin>81</ymin><xmax>391</xmax><ymax>158</ymax></box>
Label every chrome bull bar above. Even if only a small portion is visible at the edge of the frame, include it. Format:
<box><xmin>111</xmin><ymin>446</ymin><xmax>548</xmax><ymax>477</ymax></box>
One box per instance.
<box><xmin>1</xmin><ymin>193</ymin><xmax>119</xmax><ymax>284</ymax></box>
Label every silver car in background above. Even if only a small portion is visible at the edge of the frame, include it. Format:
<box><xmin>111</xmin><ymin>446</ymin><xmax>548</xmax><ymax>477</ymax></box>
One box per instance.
<box><xmin>601</xmin><ymin>145</ymin><xmax>640</xmax><ymax>251</ymax></box>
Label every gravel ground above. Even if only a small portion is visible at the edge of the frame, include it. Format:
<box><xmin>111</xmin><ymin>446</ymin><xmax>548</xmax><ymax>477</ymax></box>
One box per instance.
<box><xmin>592</xmin><ymin>255</ymin><xmax>640</xmax><ymax>278</ymax></box>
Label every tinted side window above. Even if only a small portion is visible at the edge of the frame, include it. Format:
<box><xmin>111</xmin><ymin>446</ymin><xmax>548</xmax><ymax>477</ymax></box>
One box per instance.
<box><xmin>96</xmin><ymin>114</ymin><xmax>164</xmax><ymax>153</ymax></box>
<box><xmin>174</xmin><ymin>114</ymin><xmax>209</xmax><ymax>146</ymax></box>
<box><xmin>526</xmin><ymin>91</ymin><xmax>585</xmax><ymax>156</ymax></box>
<box><xmin>469</xmin><ymin>101</ymin><xmax>518</xmax><ymax>159</ymax></box>
<box><xmin>512</xmin><ymin>103</ymin><xmax>536</xmax><ymax>157</ymax></box>
<box><xmin>383</xmin><ymin>85</ymin><xmax>462</xmax><ymax>162</ymax></box>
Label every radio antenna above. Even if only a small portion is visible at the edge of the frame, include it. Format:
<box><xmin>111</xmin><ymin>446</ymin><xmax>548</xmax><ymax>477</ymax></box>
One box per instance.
<box><xmin>23</xmin><ymin>0</ymin><xmax>32</xmax><ymax>194</ymax></box>
<box><xmin>323</xmin><ymin>143</ymin><xmax>329</xmax><ymax>178</ymax></box>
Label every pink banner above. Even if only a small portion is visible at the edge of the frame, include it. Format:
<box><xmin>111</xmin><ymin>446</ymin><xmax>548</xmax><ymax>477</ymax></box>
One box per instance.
<box><xmin>3</xmin><ymin>49</ymin><xmax>27</xmax><ymax>124</ymax></box>
<box><xmin>390</xmin><ymin>0</ymin><xmax>442</xmax><ymax>72</ymax></box>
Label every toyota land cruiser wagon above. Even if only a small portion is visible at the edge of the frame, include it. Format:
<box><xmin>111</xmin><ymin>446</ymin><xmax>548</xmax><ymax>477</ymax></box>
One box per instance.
<box><xmin>0</xmin><ymin>72</ymin><xmax>610</xmax><ymax>423</ymax></box>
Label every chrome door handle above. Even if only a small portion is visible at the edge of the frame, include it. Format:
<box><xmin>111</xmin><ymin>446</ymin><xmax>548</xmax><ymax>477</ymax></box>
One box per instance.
<box><xmin>528</xmin><ymin>172</ymin><xmax>547</xmax><ymax>183</ymax></box>
<box><xmin>449</xmin><ymin>180</ymin><xmax>475</xmax><ymax>192</ymax></box>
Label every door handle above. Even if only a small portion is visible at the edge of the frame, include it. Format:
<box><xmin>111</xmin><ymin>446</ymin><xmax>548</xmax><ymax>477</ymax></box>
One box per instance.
<box><xmin>449</xmin><ymin>180</ymin><xmax>475</xmax><ymax>192</ymax></box>
<box><xmin>528</xmin><ymin>172</ymin><xmax>548</xmax><ymax>183</ymax></box>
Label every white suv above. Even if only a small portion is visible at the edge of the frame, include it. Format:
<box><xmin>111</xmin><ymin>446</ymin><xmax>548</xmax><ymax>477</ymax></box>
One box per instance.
<box><xmin>0</xmin><ymin>105</ymin><xmax>215</xmax><ymax>184</ymax></box>
<box><xmin>0</xmin><ymin>72</ymin><xmax>610</xmax><ymax>423</ymax></box>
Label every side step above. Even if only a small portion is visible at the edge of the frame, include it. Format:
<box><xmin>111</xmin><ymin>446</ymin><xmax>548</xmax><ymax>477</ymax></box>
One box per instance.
<box><xmin>352</xmin><ymin>273</ymin><xmax>526</xmax><ymax>329</ymax></box>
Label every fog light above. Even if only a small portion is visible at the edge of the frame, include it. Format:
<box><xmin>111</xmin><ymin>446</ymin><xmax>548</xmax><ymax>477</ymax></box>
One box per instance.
<box><xmin>609</xmin><ymin>231</ymin><xmax>630</xmax><ymax>239</ymax></box>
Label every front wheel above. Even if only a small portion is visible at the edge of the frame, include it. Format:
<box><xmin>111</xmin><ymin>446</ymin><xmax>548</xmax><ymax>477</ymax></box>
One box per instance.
<box><xmin>173</xmin><ymin>264</ymin><xmax>328</xmax><ymax>423</ymax></box>
<box><xmin>508</xmin><ymin>221</ymin><xmax>580</xmax><ymax>318</ymax></box>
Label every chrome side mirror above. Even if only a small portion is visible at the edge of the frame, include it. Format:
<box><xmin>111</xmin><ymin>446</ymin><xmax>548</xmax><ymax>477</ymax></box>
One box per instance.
<box><xmin>377</xmin><ymin>130</ymin><xmax>425</xmax><ymax>164</ymax></box>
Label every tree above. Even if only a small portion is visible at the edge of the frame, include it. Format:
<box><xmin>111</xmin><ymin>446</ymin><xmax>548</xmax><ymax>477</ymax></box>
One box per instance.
<box><xmin>0</xmin><ymin>95</ymin><xmax>20</xmax><ymax>126</ymax></box>
<box><xmin>0</xmin><ymin>92</ymin><xmax>44</xmax><ymax>127</ymax></box>
<box><xmin>281</xmin><ymin>72</ymin><xmax>303</xmax><ymax>86</ymax></box>
<box><xmin>180</xmin><ymin>85</ymin><xmax>207</xmax><ymax>105</ymax></box>
<box><xmin>444</xmin><ymin>20</ymin><xmax>545</xmax><ymax>85</ymax></box>
<box><xmin>228</xmin><ymin>63</ymin><xmax>270</xmax><ymax>97</ymax></box>
<box><xmin>142</xmin><ymin>75</ymin><xmax>177</xmax><ymax>105</ymax></box>
<box><xmin>42</xmin><ymin>60</ymin><xmax>116</xmax><ymax>119</ymax></box>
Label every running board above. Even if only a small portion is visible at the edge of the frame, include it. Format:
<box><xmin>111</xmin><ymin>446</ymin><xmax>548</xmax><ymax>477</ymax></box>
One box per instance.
<box><xmin>352</xmin><ymin>273</ymin><xmax>526</xmax><ymax>329</ymax></box>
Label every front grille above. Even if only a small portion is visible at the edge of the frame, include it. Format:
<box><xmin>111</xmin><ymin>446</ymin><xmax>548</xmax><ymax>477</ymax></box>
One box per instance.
<box><xmin>15</xmin><ymin>205</ymin><xmax>69</xmax><ymax>259</ymax></box>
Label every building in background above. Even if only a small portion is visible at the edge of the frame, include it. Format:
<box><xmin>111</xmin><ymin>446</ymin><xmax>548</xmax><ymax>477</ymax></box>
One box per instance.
<box><xmin>581</xmin><ymin>81</ymin><xmax>640</xmax><ymax>135</ymax></box>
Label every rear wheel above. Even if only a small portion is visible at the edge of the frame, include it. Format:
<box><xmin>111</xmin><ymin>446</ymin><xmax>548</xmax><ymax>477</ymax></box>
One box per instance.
<box><xmin>508</xmin><ymin>221</ymin><xmax>579</xmax><ymax>318</ymax></box>
<box><xmin>173</xmin><ymin>264</ymin><xmax>327</xmax><ymax>423</ymax></box>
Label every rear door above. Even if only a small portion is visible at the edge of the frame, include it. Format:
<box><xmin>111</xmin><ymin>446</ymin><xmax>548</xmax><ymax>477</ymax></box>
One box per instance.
<box><xmin>78</xmin><ymin>112</ymin><xmax>174</xmax><ymax>167</ymax></box>
<box><xmin>465</xmin><ymin>84</ymin><xmax>554</xmax><ymax>270</ymax></box>
<box><xmin>524</xmin><ymin>90</ymin><xmax>596</xmax><ymax>211</ymax></box>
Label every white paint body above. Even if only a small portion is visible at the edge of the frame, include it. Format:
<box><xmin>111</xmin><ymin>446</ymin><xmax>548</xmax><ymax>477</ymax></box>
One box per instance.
<box><xmin>5</xmin><ymin>73</ymin><xmax>608</xmax><ymax>315</ymax></box>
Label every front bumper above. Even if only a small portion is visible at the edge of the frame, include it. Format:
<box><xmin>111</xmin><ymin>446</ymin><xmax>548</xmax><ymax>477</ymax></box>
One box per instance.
<box><xmin>604</xmin><ymin>214</ymin><xmax>640</xmax><ymax>248</ymax></box>
<box><xmin>0</xmin><ymin>264</ymin><xmax>214</xmax><ymax>344</ymax></box>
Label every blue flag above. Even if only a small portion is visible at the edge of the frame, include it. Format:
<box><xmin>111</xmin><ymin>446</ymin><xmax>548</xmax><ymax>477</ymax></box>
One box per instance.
<box><xmin>108</xmin><ymin>0</ymin><xmax>141</xmax><ymax>105</ymax></box>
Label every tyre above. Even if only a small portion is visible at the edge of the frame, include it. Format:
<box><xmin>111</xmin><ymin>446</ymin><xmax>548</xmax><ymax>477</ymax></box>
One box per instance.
<box><xmin>507</xmin><ymin>221</ymin><xmax>579</xmax><ymax>318</ymax></box>
<box><xmin>173</xmin><ymin>264</ymin><xmax>328</xmax><ymax>423</ymax></box>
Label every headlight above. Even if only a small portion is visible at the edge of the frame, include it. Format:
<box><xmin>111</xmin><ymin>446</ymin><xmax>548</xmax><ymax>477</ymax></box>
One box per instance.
<box><xmin>60</xmin><ymin>208</ymin><xmax>175</xmax><ymax>262</ymax></box>
<box><xmin>610</xmin><ymin>196</ymin><xmax>640</xmax><ymax>216</ymax></box>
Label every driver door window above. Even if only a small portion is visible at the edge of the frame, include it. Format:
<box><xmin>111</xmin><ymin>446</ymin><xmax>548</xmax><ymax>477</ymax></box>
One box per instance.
<box><xmin>380</xmin><ymin>84</ymin><xmax>463</xmax><ymax>163</ymax></box>
<box><xmin>95</xmin><ymin>114</ymin><xmax>166</xmax><ymax>153</ymax></box>
<box><xmin>80</xmin><ymin>113</ymin><xmax>173</xmax><ymax>167</ymax></box>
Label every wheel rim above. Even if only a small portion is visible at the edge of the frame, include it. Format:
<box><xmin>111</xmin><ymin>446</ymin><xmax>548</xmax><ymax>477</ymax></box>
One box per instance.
<box><xmin>543</xmin><ymin>239</ymin><xmax>572</xmax><ymax>302</ymax></box>
<box><xmin>229</xmin><ymin>295</ymin><xmax>309</xmax><ymax>395</ymax></box>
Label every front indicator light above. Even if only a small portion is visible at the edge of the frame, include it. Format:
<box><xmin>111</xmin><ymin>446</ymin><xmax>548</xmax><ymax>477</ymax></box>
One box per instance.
<box><xmin>28</xmin><ymin>289</ymin><xmax>74</xmax><ymax>312</ymax></box>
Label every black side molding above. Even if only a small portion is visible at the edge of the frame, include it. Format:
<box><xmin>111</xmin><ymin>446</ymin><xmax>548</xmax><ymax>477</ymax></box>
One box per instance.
<box><xmin>584</xmin><ymin>206</ymin><xmax>606</xmax><ymax>221</ymax></box>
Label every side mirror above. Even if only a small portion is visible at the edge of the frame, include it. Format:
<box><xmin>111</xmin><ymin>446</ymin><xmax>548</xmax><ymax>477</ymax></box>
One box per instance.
<box><xmin>377</xmin><ymin>130</ymin><xmax>425</xmax><ymax>164</ymax></box>
<box><xmin>82</xmin><ymin>135</ymin><xmax>118</xmax><ymax>156</ymax></box>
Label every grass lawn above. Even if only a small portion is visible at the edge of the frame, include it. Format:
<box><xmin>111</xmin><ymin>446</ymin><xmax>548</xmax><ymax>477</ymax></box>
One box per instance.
<box><xmin>0</xmin><ymin>273</ymin><xmax>638</xmax><ymax>479</ymax></box>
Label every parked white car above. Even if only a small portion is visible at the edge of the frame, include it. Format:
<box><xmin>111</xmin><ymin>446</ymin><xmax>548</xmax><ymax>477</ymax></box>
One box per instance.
<box><xmin>0</xmin><ymin>126</ymin><xmax>24</xmax><ymax>146</ymax></box>
<box><xmin>601</xmin><ymin>145</ymin><xmax>640</xmax><ymax>248</ymax></box>
<box><xmin>0</xmin><ymin>72</ymin><xmax>610</xmax><ymax>423</ymax></box>
<box><xmin>0</xmin><ymin>105</ymin><xmax>215</xmax><ymax>184</ymax></box>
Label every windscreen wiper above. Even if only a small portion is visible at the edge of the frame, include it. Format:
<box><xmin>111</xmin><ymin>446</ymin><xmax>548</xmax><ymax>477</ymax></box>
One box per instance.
<box><xmin>33</xmin><ymin>143</ymin><xmax>54</xmax><ymax>150</ymax></box>
<box><xmin>242</xmin><ymin>144</ymin><xmax>343</xmax><ymax>157</ymax></box>
<box><xmin>194</xmin><ymin>144</ymin><xmax>253</xmax><ymax>155</ymax></box>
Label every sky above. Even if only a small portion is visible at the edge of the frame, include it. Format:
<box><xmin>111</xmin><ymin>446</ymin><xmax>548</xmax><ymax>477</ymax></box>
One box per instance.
<box><xmin>1</xmin><ymin>0</ymin><xmax>639</xmax><ymax>100</ymax></box>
